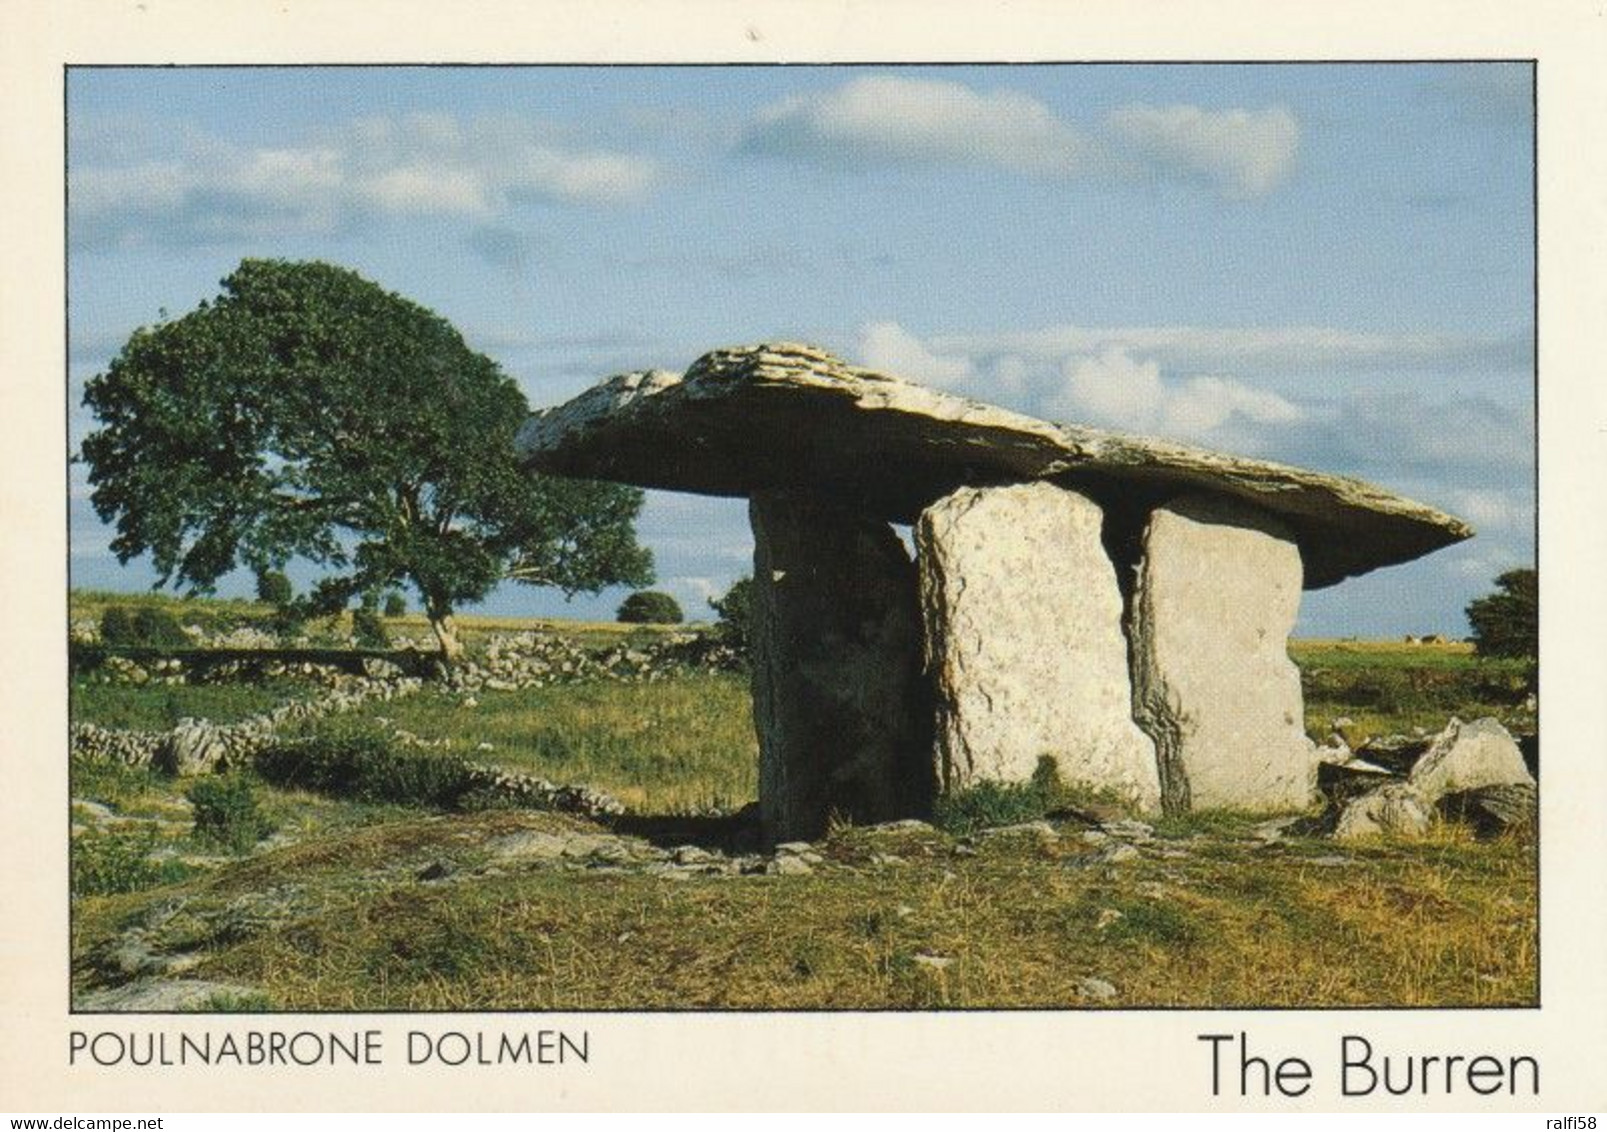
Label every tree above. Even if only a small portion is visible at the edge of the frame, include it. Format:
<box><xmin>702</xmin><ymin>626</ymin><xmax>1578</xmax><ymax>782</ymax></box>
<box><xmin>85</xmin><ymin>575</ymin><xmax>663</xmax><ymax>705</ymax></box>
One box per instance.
<box><xmin>710</xmin><ymin>576</ymin><xmax>753</xmax><ymax>650</ymax></box>
<box><xmin>617</xmin><ymin>590</ymin><xmax>683</xmax><ymax>624</ymax></box>
<box><xmin>1465</xmin><ymin>567</ymin><xmax>1537</xmax><ymax>659</ymax></box>
<box><xmin>81</xmin><ymin>259</ymin><xmax>654</xmax><ymax>664</ymax></box>
<box><xmin>254</xmin><ymin>568</ymin><xmax>293</xmax><ymax>607</ymax></box>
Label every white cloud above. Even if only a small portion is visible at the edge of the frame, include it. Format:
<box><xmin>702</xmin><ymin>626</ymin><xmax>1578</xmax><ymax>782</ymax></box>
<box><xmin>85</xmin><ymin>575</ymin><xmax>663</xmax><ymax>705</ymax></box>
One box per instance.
<box><xmin>1105</xmin><ymin>104</ymin><xmax>1299</xmax><ymax>197</ymax></box>
<box><xmin>72</xmin><ymin>113</ymin><xmax>658</xmax><ymax>249</ymax></box>
<box><xmin>744</xmin><ymin>76</ymin><xmax>1301</xmax><ymax>200</ymax></box>
<box><xmin>930</xmin><ymin>323</ymin><xmax>1530</xmax><ymax>376</ymax></box>
<box><xmin>1445</xmin><ymin>489</ymin><xmax>1531</xmax><ymax>533</ymax></box>
<box><xmin>1050</xmin><ymin>346</ymin><xmax>1302</xmax><ymax>442</ymax></box>
<box><xmin>858</xmin><ymin>321</ymin><xmax>974</xmax><ymax>387</ymax></box>
<box><xmin>746</xmin><ymin>76</ymin><xmax>1090</xmax><ymax>177</ymax></box>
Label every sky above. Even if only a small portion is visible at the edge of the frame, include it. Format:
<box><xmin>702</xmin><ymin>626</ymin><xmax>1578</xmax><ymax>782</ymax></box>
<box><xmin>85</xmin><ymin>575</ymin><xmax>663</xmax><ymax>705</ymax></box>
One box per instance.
<box><xmin>66</xmin><ymin>63</ymin><xmax>1535</xmax><ymax>636</ymax></box>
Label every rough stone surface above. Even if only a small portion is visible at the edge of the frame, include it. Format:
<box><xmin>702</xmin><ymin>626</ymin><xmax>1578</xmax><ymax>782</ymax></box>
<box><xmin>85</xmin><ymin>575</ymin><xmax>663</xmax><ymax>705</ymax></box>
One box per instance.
<box><xmin>1436</xmin><ymin>782</ymin><xmax>1537</xmax><ymax>839</ymax></box>
<box><xmin>749</xmin><ymin>492</ymin><xmax>934</xmax><ymax>843</ymax></box>
<box><xmin>917</xmin><ymin>484</ymin><xmax>1161</xmax><ymax>809</ymax></box>
<box><xmin>75</xmin><ymin>979</ymin><xmax>260</xmax><ymax>1012</ymax></box>
<box><xmin>518</xmin><ymin>343</ymin><xmax>1472</xmax><ymax>588</ymax></box>
<box><xmin>1131</xmin><ymin>494</ymin><xmax>1317</xmax><ymax>813</ymax></box>
<box><xmin>1333</xmin><ymin>782</ymin><xmax>1433</xmax><ymax>841</ymax></box>
<box><xmin>1408</xmin><ymin>717</ymin><xmax>1535</xmax><ymax>804</ymax></box>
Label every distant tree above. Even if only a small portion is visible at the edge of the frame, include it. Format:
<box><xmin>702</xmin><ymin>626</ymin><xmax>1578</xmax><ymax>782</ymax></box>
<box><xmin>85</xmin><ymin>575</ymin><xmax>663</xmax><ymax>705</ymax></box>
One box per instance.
<box><xmin>254</xmin><ymin>568</ymin><xmax>293</xmax><ymax>608</ymax></box>
<box><xmin>710</xmin><ymin>576</ymin><xmax>753</xmax><ymax>650</ymax></box>
<box><xmin>351</xmin><ymin>607</ymin><xmax>390</xmax><ymax>650</ymax></box>
<box><xmin>382</xmin><ymin>592</ymin><xmax>407</xmax><ymax>618</ymax></box>
<box><xmin>80</xmin><ymin>259</ymin><xmax>654</xmax><ymax>665</ymax></box>
<box><xmin>617</xmin><ymin>590</ymin><xmax>683</xmax><ymax>624</ymax></box>
<box><xmin>1466</xmin><ymin>568</ymin><xmax>1537</xmax><ymax>658</ymax></box>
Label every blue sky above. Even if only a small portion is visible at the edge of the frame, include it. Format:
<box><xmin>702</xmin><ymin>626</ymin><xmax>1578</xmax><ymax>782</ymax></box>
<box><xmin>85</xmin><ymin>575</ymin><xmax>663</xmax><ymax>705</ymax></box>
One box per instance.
<box><xmin>67</xmin><ymin>63</ymin><xmax>1534</xmax><ymax>636</ymax></box>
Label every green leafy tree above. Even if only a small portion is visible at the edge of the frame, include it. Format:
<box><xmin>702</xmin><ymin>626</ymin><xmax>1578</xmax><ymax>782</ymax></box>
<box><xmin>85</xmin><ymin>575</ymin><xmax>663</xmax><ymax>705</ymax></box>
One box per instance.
<box><xmin>616</xmin><ymin>590</ymin><xmax>683</xmax><ymax>624</ymax></box>
<box><xmin>1466</xmin><ymin>567</ymin><xmax>1537</xmax><ymax>658</ymax></box>
<box><xmin>382</xmin><ymin>592</ymin><xmax>407</xmax><ymax>618</ymax></box>
<box><xmin>80</xmin><ymin>259</ymin><xmax>653</xmax><ymax>664</ymax></box>
<box><xmin>254</xmin><ymin>568</ymin><xmax>293</xmax><ymax>607</ymax></box>
<box><xmin>710</xmin><ymin>576</ymin><xmax>753</xmax><ymax>650</ymax></box>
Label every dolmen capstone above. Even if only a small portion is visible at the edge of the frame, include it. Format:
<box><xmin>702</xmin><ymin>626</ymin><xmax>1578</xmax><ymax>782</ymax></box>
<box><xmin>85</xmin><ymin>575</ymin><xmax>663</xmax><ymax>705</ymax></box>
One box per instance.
<box><xmin>517</xmin><ymin>343</ymin><xmax>1472</xmax><ymax>842</ymax></box>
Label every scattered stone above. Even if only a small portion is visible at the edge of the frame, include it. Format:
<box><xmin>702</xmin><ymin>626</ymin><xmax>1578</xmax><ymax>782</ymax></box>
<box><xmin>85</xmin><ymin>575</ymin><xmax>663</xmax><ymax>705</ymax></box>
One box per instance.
<box><xmin>866</xmin><ymin>819</ymin><xmax>935</xmax><ymax>834</ymax></box>
<box><xmin>1436</xmin><ymin>783</ymin><xmax>1537</xmax><ymax>840</ymax></box>
<box><xmin>1131</xmin><ymin>494</ymin><xmax>1318</xmax><ymax>814</ymax></box>
<box><xmin>1408</xmin><ymin>717</ymin><xmax>1535</xmax><ymax>804</ymax></box>
<box><xmin>1067</xmin><ymin>843</ymin><xmax>1140</xmax><ymax>869</ymax></box>
<box><xmin>769</xmin><ymin>855</ymin><xmax>814</xmax><ymax>877</ymax></box>
<box><xmin>1095</xmin><ymin>908</ymin><xmax>1124</xmax><ymax>931</ymax></box>
<box><xmin>1306</xmin><ymin>855</ymin><xmax>1357</xmax><ymax>868</ymax></box>
<box><xmin>75</xmin><ymin>979</ymin><xmax>263</xmax><ymax>1012</ymax></box>
<box><xmin>1079</xmin><ymin>830</ymin><xmax>1109</xmax><ymax>846</ymax></box>
<box><xmin>918</xmin><ymin>483</ymin><xmax>1160</xmax><ymax>809</ymax></box>
<box><xmin>416</xmin><ymin>860</ymin><xmax>453</xmax><ymax>882</ymax></box>
<box><xmin>913</xmin><ymin>953</ymin><xmax>955</xmax><ymax>971</ymax></box>
<box><xmin>1076</xmin><ymin>976</ymin><xmax>1118</xmax><ymax>1001</ymax></box>
<box><xmin>976</xmin><ymin>820</ymin><xmax>1059</xmax><ymax>840</ymax></box>
<box><xmin>1100</xmin><ymin>819</ymin><xmax>1155</xmax><ymax>842</ymax></box>
<box><xmin>1333</xmin><ymin>782</ymin><xmax>1433</xmax><ymax>841</ymax></box>
<box><xmin>486</xmin><ymin>831</ymin><xmax>570</xmax><ymax>862</ymax></box>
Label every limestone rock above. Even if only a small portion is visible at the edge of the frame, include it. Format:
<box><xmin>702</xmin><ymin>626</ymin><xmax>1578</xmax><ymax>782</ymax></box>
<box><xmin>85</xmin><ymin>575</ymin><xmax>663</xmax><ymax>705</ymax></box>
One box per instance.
<box><xmin>1333</xmin><ymin>782</ymin><xmax>1433</xmax><ymax>841</ymax></box>
<box><xmin>917</xmin><ymin>484</ymin><xmax>1160</xmax><ymax>810</ymax></box>
<box><xmin>518</xmin><ymin>343</ymin><xmax>1472</xmax><ymax>588</ymax></box>
<box><xmin>750</xmin><ymin>492</ymin><xmax>934</xmax><ymax>843</ymax></box>
<box><xmin>1131</xmin><ymin>494</ymin><xmax>1317</xmax><ymax>813</ymax></box>
<box><xmin>1408</xmin><ymin>717</ymin><xmax>1535</xmax><ymax>804</ymax></box>
<box><xmin>75</xmin><ymin>979</ymin><xmax>261</xmax><ymax>1012</ymax></box>
<box><xmin>1436</xmin><ymin>782</ymin><xmax>1537</xmax><ymax>839</ymax></box>
<box><xmin>160</xmin><ymin>719</ymin><xmax>229</xmax><ymax>776</ymax></box>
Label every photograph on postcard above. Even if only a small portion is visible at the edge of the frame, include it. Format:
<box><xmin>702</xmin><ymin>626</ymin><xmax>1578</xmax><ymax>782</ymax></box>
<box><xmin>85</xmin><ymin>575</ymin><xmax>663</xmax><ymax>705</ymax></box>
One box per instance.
<box><xmin>65</xmin><ymin>62</ymin><xmax>1537</xmax><ymax>1013</ymax></box>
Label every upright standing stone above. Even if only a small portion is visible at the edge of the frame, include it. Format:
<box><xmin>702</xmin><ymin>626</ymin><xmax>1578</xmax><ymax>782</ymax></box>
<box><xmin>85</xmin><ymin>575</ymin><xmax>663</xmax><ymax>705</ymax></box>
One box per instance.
<box><xmin>1131</xmin><ymin>493</ymin><xmax>1317</xmax><ymax>813</ymax></box>
<box><xmin>749</xmin><ymin>492</ymin><xmax>934</xmax><ymax>843</ymax></box>
<box><xmin>917</xmin><ymin>483</ymin><xmax>1162</xmax><ymax>811</ymax></box>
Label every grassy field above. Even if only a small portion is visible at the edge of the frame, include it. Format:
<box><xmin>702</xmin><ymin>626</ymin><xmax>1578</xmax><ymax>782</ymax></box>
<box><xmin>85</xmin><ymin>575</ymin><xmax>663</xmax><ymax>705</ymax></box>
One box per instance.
<box><xmin>66</xmin><ymin>592</ymin><xmax>1538</xmax><ymax>1011</ymax></box>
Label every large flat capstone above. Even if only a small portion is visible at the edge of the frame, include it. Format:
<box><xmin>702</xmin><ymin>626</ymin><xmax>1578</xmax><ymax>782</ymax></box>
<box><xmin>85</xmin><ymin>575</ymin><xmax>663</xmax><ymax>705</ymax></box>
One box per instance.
<box><xmin>917</xmin><ymin>483</ymin><xmax>1161</xmax><ymax>811</ymax></box>
<box><xmin>1131</xmin><ymin>494</ymin><xmax>1318</xmax><ymax>813</ymax></box>
<box><xmin>749</xmin><ymin>492</ymin><xmax>934</xmax><ymax>842</ymax></box>
<box><xmin>518</xmin><ymin>343</ymin><xmax>1472</xmax><ymax>588</ymax></box>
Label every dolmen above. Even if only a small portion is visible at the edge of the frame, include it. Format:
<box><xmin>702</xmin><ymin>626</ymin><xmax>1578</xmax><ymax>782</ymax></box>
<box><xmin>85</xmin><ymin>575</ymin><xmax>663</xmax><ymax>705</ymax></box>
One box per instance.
<box><xmin>517</xmin><ymin>343</ymin><xmax>1472</xmax><ymax>842</ymax></box>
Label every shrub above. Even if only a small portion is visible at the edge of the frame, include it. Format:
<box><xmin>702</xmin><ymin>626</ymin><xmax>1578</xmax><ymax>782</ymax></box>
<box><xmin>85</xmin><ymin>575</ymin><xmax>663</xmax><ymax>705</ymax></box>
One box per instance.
<box><xmin>352</xmin><ymin>607</ymin><xmax>390</xmax><ymax>649</ymax></box>
<box><xmin>1467</xmin><ymin>568</ymin><xmax>1537</xmax><ymax>659</ymax></box>
<box><xmin>617</xmin><ymin>590</ymin><xmax>684</xmax><ymax>624</ymax></box>
<box><xmin>131</xmin><ymin>606</ymin><xmax>190</xmax><ymax>648</ymax></box>
<box><xmin>710</xmin><ymin>576</ymin><xmax>753</xmax><ymax>649</ymax></box>
<box><xmin>255</xmin><ymin>568</ymin><xmax>294</xmax><ymax>607</ymax></box>
<box><xmin>72</xmin><ymin>825</ymin><xmax>193</xmax><ymax>896</ymax></box>
<box><xmin>101</xmin><ymin>604</ymin><xmax>189</xmax><ymax>648</ymax></box>
<box><xmin>255</xmin><ymin>723</ymin><xmax>476</xmax><ymax>809</ymax></box>
<box><xmin>383</xmin><ymin>592</ymin><xmax>407</xmax><ymax>617</ymax></box>
<box><xmin>187</xmin><ymin>773</ymin><xmax>276</xmax><ymax>854</ymax></box>
<box><xmin>100</xmin><ymin>606</ymin><xmax>136</xmax><ymax>647</ymax></box>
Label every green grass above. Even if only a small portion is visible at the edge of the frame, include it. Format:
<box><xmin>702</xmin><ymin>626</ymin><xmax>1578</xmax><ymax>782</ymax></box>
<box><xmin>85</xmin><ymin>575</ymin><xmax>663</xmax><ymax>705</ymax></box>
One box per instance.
<box><xmin>1292</xmin><ymin>640</ymin><xmax>1534</xmax><ymax>743</ymax></box>
<box><xmin>65</xmin><ymin>596</ymin><xmax>1538</xmax><ymax>1010</ymax></box>
<box><xmin>345</xmin><ymin>673</ymin><xmax>759</xmax><ymax>813</ymax></box>
<box><xmin>70</xmin><ymin>679</ymin><xmax>304</xmax><ymax>730</ymax></box>
<box><xmin>69</xmin><ymin>810</ymin><xmax>1536</xmax><ymax>1010</ymax></box>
